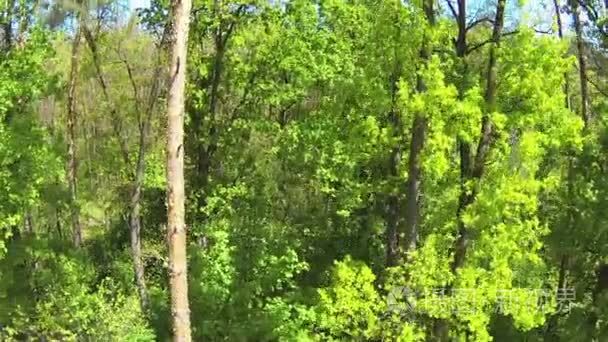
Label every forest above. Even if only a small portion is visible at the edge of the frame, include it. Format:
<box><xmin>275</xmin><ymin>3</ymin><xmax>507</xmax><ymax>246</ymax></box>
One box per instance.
<box><xmin>0</xmin><ymin>0</ymin><xmax>607</xmax><ymax>340</ymax></box>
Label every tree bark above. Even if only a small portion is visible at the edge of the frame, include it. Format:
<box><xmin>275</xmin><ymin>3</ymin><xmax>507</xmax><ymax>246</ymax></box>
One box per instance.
<box><xmin>386</xmin><ymin>142</ymin><xmax>401</xmax><ymax>267</ymax></box>
<box><xmin>571</xmin><ymin>0</ymin><xmax>590</xmax><ymax>127</ymax></box>
<box><xmin>452</xmin><ymin>0</ymin><xmax>506</xmax><ymax>273</ymax></box>
<box><xmin>544</xmin><ymin>4</ymin><xmax>573</xmax><ymax>338</ymax></box>
<box><xmin>434</xmin><ymin>1</ymin><xmax>506</xmax><ymax>339</ymax></box>
<box><xmin>386</xmin><ymin>78</ymin><xmax>403</xmax><ymax>267</ymax></box>
<box><xmin>128</xmin><ymin>32</ymin><xmax>168</xmax><ymax>315</ymax></box>
<box><xmin>166</xmin><ymin>0</ymin><xmax>193</xmax><ymax>338</ymax></box>
<box><xmin>433</xmin><ymin>1</ymin><xmax>469</xmax><ymax>338</ymax></box>
<box><xmin>130</xmin><ymin>137</ymin><xmax>150</xmax><ymax>314</ymax></box>
<box><xmin>553</xmin><ymin>0</ymin><xmax>571</xmax><ymax>110</ymax></box>
<box><xmin>67</xmin><ymin>27</ymin><xmax>83</xmax><ymax>247</ymax></box>
<box><xmin>3</xmin><ymin>0</ymin><xmax>13</xmax><ymax>50</ymax></box>
<box><xmin>402</xmin><ymin>0</ymin><xmax>434</xmax><ymax>256</ymax></box>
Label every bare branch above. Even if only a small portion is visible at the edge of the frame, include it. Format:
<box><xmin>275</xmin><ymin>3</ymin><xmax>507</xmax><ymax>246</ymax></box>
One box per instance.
<box><xmin>467</xmin><ymin>30</ymin><xmax>519</xmax><ymax>54</ymax></box>
<box><xmin>466</xmin><ymin>17</ymin><xmax>494</xmax><ymax>32</ymax></box>
<box><xmin>588</xmin><ymin>75</ymin><xmax>608</xmax><ymax>98</ymax></box>
<box><xmin>82</xmin><ymin>24</ymin><xmax>131</xmax><ymax>166</ymax></box>
<box><xmin>445</xmin><ymin>0</ymin><xmax>458</xmax><ymax>19</ymax></box>
<box><xmin>534</xmin><ymin>28</ymin><xmax>554</xmax><ymax>35</ymax></box>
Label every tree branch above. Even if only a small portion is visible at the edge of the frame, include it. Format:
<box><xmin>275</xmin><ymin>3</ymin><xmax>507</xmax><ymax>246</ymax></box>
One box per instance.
<box><xmin>82</xmin><ymin>24</ymin><xmax>131</xmax><ymax>166</ymax></box>
<box><xmin>467</xmin><ymin>30</ymin><xmax>519</xmax><ymax>54</ymax></box>
<box><xmin>445</xmin><ymin>0</ymin><xmax>458</xmax><ymax>19</ymax></box>
<box><xmin>466</xmin><ymin>17</ymin><xmax>494</xmax><ymax>32</ymax></box>
<box><xmin>588</xmin><ymin>76</ymin><xmax>608</xmax><ymax>98</ymax></box>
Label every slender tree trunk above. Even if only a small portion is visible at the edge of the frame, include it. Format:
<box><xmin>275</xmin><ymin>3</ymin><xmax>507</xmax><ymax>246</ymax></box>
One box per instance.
<box><xmin>67</xmin><ymin>28</ymin><xmax>83</xmax><ymax>247</ymax></box>
<box><xmin>433</xmin><ymin>1</ymin><xmax>468</xmax><ymax>339</ymax></box>
<box><xmin>127</xmin><ymin>35</ymin><xmax>167</xmax><ymax>316</ymax></box>
<box><xmin>192</xmin><ymin>13</ymin><xmax>231</xmax><ymax>212</ymax></box>
<box><xmin>82</xmin><ymin>25</ymin><xmax>131</xmax><ymax>165</ymax></box>
<box><xmin>386</xmin><ymin>79</ymin><xmax>403</xmax><ymax>267</ymax></box>
<box><xmin>23</xmin><ymin>209</ymin><xmax>33</xmax><ymax>235</ymax></box>
<box><xmin>403</xmin><ymin>0</ymin><xmax>434</xmax><ymax>255</ymax></box>
<box><xmin>452</xmin><ymin>0</ymin><xmax>506</xmax><ymax>273</ymax></box>
<box><xmin>553</xmin><ymin>0</ymin><xmax>571</xmax><ymax>110</ymax></box>
<box><xmin>166</xmin><ymin>0</ymin><xmax>193</xmax><ymax>338</ymax></box>
<box><xmin>385</xmin><ymin>6</ymin><xmax>405</xmax><ymax>267</ymax></box>
<box><xmin>544</xmin><ymin>159</ymin><xmax>576</xmax><ymax>341</ymax></box>
<box><xmin>128</xmin><ymin>42</ymin><xmax>166</xmax><ymax>315</ymax></box>
<box><xmin>55</xmin><ymin>207</ymin><xmax>63</xmax><ymax>238</ymax></box>
<box><xmin>544</xmin><ymin>5</ymin><xmax>573</xmax><ymax>338</ymax></box>
<box><xmin>17</xmin><ymin>0</ymin><xmax>37</xmax><ymax>46</ymax></box>
<box><xmin>3</xmin><ymin>0</ymin><xmax>13</xmax><ymax>49</ymax></box>
<box><xmin>386</xmin><ymin>143</ymin><xmax>401</xmax><ymax>267</ymax></box>
<box><xmin>130</xmin><ymin>138</ymin><xmax>150</xmax><ymax>314</ymax></box>
<box><xmin>571</xmin><ymin>0</ymin><xmax>590</xmax><ymax>127</ymax></box>
<box><xmin>588</xmin><ymin>264</ymin><xmax>608</xmax><ymax>338</ymax></box>
<box><xmin>83</xmin><ymin>23</ymin><xmax>170</xmax><ymax>314</ymax></box>
<box><xmin>435</xmin><ymin>1</ymin><xmax>506</xmax><ymax>340</ymax></box>
<box><xmin>452</xmin><ymin>0</ymin><xmax>473</xmax><ymax>278</ymax></box>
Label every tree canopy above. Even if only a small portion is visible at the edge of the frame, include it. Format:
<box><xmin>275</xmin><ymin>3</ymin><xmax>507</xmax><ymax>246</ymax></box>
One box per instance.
<box><xmin>0</xmin><ymin>0</ymin><xmax>607</xmax><ymax>340</ymax></box>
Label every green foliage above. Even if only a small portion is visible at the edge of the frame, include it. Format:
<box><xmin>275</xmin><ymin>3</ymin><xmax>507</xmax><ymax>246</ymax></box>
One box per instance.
<box><xmin>313</xmin><ymin>256</ymin><xmax>384</xmax><ymax>340</ymax></box>
<box><xmin>0</xmin><ymin>238</ymin><xmax>154</xmax><ymax>341</ymax></box>
<box><xmin>2</xmin><ymin>0</ymin><xmax>608</xmax><ymax>340</ymax></box>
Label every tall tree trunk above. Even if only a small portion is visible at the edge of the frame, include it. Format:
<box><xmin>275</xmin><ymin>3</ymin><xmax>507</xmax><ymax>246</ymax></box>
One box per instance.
<box><xmin>452</xmin><ymin>0</ymin><xmax>506</xmax><ymax>273</ymax></box>
<box><xmin>386</xmin><ymin>141</ymin><xmax>401</xmax><ymax>267</ymax></box>
<box><xmin>553</xmin><ymin>0</ymin><xmax>571</xmax><ymax>110</ymax></box>
<box><xmin>452</xmin><ymin>0</ymin><xmax>473</xmax><ymax>278</ymax></box>
<box><xmin>544</xmin><ymin>4</ymin><xmax>573</xmax><ymax>338</ymax></box>
<box><xmin>130</xmin><ymin>138</ymin><xmax>150</xmax><ymax>314</ymax></box>
<box><xmin>571</xmin><ymin>0</ymin><xmax>590</xmax><ymax>127</ymax></box>
<box><xmin>435</xmin><ymin>1</ymin><xmax>506</xmax><ymax>340</ymax></box>
<box><xmin>386</xmin><ymin>73</ymin><xmax>403</xmax><ymax>267</ymax></box>
<box><xmin>588</xmin><ymin>264</ymin><xmax>608</xmax><ymax>338</ymax></box>
<box><xmin>191</xmin><ymin>7</ymin><xmax>235</xmax><ymax>213</ymax></box>
<box><xmin>434</xmin><ymin>0</ymin><xmax>468</xmax><ymax>338</ymax></box>
<box><xmin>166</xmin><ymin>0</ymin><xmax>193</xmax><ymax>338</ymax></box>
<box><xmin>67</xmin><ymin>28</ymin><xmax>83</xmax><ymax>247</ymax></box>
<box><xmin>3</xmin><ymin>0</ymin><xmax>13</xmax><ymax>49</ymax></box>
<box><xmin>128</xmin><ymin>34</ymin><xmax>167</xmax><ymax>315</ymax></box>
<box><xmin>403</xmin><ymin>0</ymin><xmax>435</xmax><ymax>255</ymax></box>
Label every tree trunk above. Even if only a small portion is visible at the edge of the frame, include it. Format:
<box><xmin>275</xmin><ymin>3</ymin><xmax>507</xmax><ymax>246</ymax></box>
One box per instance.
<box><xmin>435</xmin><ymin>1</ymin><xmax>506</xmax><ymax>339</ymax></box>
<box><xmin>55</xmin><ymin>207</ymin><xmax>63</xmax><ymax>238</ymax></box>
<box><xmin>434</xmin><ymin>0</ymin><xmax>465</xmax><ymax>338</ymax></box>
<box><xmin>3</xmin><ymin>0</ymin><xmax>13</xmax><ymax>49</ymax></box>
<box><xmin>130</xmin><ymin>137</ymin><xmax>150</xmax><ymax>314</ymax></box>
<box><xmin>128</xmin><ymin>46</ymin><xmax>166</xmax><ymax>315</ymax></box>
<box><xmin>403</xmin><ymin>0</ymin><xmax>434</xmax><ymax>256</ymax></box>
<box><xmin>553</xmin><ymin>0</ymin><xmax>571</xmax><ymax>110</ymax></box>
<box><xmin>23</xmin><ymin>209</ymin><xmax>33</xmax><ymax>235</ymax></box>
<box><xmin>571</xmin><ymin>0</ymin><xmax>590</xmax><ymax>127</ymax></box>
<box><xmin>166</xmin><ymin>0</ymin><xmax>193</xmax><ymax>338</ymax></box>
<box><xmin>67</xmin><ymin>27</ymin><xmax>83</xmax><ymax>247</ymax></box>
<box><xmin>385</xmin><ymin>157</ymin><xmax>401</xmax><ymax>267</ymax></box>
<box><xmin>386</xmin><ymin>88</ymin><xmax>402</xmax><ymax>267</ymax></box>
<box><xmin>452</xmin><ymin>0</ymin><xmax>506</xmax><ymax>273</ymax></box>
<box><xmin>544</xmin><ymin>5</ymin><xmax>573</xmax><ymax>338</ymax></box>
<box><xmin>17</xmin><ymin>0</ymin><xmax>37</xmax><ymax>46</ymax></box>
<box><xmin>82</xmin><ymin>25</ymin><xmax>131</xmax><ymax>165</ymax></box>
